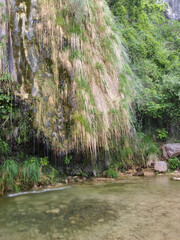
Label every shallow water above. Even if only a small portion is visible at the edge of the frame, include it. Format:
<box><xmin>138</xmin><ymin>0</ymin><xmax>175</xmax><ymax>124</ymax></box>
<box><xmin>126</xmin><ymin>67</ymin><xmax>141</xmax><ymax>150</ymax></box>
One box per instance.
<box><xmin>0</xmin><ymin>176</ymin><xmax>180</xmax><ymax>240</ymax></box>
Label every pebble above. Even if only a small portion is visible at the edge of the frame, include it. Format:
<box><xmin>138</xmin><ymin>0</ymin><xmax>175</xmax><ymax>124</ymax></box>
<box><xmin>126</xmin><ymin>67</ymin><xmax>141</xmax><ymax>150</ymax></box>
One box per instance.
<box><xmin>46</xmin><ymin>208</ymin><xmax>60</xmax><ymax>214</ymax></box>
<box><xmin>98</xmin><ymin>218</ymin><xmax>104</xmax><ymax>223</ymax></box>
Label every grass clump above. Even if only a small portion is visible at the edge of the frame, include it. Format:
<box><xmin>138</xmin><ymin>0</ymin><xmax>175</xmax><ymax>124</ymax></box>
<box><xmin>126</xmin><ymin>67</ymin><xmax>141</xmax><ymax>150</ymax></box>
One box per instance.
<box><xmin>105</xmin><ymin>167</ymin><xmax>119</xmax><ymax>178</ymax></box>
<box><xmin>0</xmin><ymin>159</ymin><xmax>19</xmax><ymax>195</ymax></box>
<box><xmin>22</xmin><ymin>157</ymin><xmax>40</xmax><ymax>185</ymax></box>
<box><xmin>69</xmin><ymin>50</ymin><xmax>84</xmax><ymax>61</ymax></box>
<box><xmin>95</xmin><ymin>62</ymin><xmax>104</xmax><ymax>72</ymax></box>
<box><xmin>0</xmin><ymin>156</ymin><xmax>62</xmax><ymax>195</ymax></box>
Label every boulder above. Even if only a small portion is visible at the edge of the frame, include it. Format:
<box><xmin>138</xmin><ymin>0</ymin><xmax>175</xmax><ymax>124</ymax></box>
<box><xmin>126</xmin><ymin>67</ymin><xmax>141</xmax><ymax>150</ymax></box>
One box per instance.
<box><xmin>154</xmin><ymin>161</ymin><xmax>167</xmax><ymax>172</ymax></box>
<box><xmin>162</xmin><ymin>143</ymin><xmax>180</xmax><ymax>159</ymax></box>
<box><xmin>172</xmin><ymin>177</ymin><xmax>180</xmax><ymax>181</ymax></box>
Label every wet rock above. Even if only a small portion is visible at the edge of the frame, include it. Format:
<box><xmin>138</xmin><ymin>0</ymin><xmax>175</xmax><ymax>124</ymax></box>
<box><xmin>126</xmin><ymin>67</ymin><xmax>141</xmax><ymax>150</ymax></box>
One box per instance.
<box><xmin>47</xmin><ymin>112</ymin><xmax>52</xmax><ymax>117</ymax></box>
<box><xmin>132</xmin><ymin>172</ymin><xmax>144</xmax><ymax>176</ymax></box>
<box><xmin>73</xmin><ymin>176</ymin><xmax>79</xmax><ymax>182</ymax></box>
<box><xmin>44</xmin><ymin>120</ymin><xmax>50</xmax><ymax>128</ymax></box>
<box><xmin>143</xmin><ymin>169</ymin><xmax>155</xmax><ymax>176</ymax></box>
<box><xmin>172</xmin><ymin>177</ymin><xmax>180</xmax><ymax>181</ymax></box>
<box><xmin>162</xmin><ymin>143</ymin><xmax>180</xmax><ymax>160</ymax></box>
<box><xmin>154</xmin><ymin>161</ymin><xmax>167</xmax><ymax>172</ymax></box>
<box><xmin>133</xmin><ymin>167</ymin><xmax>144</xmax><ymax>176</ymax></box>
<box><xmin>67</xmin><ymin>176</ymin><xmax>74</xmax><ymax>183</ymax></box>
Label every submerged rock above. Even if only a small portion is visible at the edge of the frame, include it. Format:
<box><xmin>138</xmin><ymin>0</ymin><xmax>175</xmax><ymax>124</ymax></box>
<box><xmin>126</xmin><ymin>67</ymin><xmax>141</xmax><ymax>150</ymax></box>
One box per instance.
<box><xmin>46</xmin><ymin>208</ymin><xmax>60</xmax><ymax>214</ymax></box>
<box><xmin>154</xmin><ymin>161</ymin><xmax>167</xmax><ymax>172</ymax></box>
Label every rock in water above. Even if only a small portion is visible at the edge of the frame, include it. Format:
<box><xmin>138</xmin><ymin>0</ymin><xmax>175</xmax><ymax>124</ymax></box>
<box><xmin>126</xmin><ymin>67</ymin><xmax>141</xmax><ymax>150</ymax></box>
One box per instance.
<box><xmin>154</xmin><ymin>161</ymin><xmax>167</xmax><ymax>172</ymax></box>
<box><xmin>172</xmin><ymin>177</ymin><xmax>180</xmax><ymax>181</ymax></box>
<box><xmin>162</xmin><ymin>143</ymin><xmax>180</xmax><ymax>159</ymax></box>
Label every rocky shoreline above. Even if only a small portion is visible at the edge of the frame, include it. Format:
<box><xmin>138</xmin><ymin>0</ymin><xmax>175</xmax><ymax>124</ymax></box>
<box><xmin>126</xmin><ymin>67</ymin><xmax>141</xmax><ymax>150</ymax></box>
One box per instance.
<box><xmin>33</xmin><ymin>168</ymin><xmax>180</xmax><ymax>192</ymax></box>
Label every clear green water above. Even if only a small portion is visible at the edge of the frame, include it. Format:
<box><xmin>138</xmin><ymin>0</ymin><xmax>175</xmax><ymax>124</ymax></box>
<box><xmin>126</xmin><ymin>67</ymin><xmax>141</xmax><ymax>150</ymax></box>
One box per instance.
<box><xmin>0</xmin><ymin>176</ymin><xmax>180</xmax><ymax>240</ymax></box>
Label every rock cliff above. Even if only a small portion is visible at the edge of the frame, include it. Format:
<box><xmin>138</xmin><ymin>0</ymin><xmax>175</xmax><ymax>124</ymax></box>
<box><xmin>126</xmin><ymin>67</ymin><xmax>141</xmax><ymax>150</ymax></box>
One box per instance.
<box><xmin>0</xmin><ymin>0</ymin><xmax>132</xmax><ymax>161</ymax></box>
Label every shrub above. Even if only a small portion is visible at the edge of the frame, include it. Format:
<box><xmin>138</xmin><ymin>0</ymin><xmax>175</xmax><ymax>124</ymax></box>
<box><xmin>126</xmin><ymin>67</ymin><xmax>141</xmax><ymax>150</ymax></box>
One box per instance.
<box><xmin>106</xmin><ymin>167</ymin><xmax>119</xmax><ymax>178</ymax></box>
<box><xmin>0</xmin><ymin>138</ymin><xmax>10</xmax><ymax>157</ymax></box>
<box><xmin>0</xmin><ymin>159</ymin><xmax>19</xmax><ymax>195</ymax></box>
<box><xmin>168</xmin><ymin>157</ymin><xmax>180</xmax><ymax>171</ymax></box>
<box><xmin>22</xmin><ymin>157</ymin><xmax>40</xmax><ymax>184</ymax></box>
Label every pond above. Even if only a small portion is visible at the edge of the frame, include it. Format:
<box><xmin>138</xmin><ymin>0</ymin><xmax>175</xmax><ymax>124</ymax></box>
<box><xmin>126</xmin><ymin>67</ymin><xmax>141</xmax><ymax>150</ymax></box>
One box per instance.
<box><xmin>0</xmin><ymin>176</ymin><xmax>180</xmax><ymax>240</ymax></box>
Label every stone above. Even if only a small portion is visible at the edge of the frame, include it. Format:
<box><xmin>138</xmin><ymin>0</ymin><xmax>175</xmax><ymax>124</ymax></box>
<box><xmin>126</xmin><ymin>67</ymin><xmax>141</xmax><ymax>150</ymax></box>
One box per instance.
<box><xmin>172</xmin><ymin>177</ymin><xmax>180</xmax><ymax>181</ymax></box>
<box><xmin>154</xmin><ymin>161</ymin><xmax>167</xmax><ymax>172</ymax></box>
<box><xmin>98</xmin><ymin>218</ymin><xmax>104</xmax><ymax>223</ymax></box>
<box><xmin>143</xmin><ymin>169</ymin><xmax>155</xmax><ymax>176</ymax></box>
<box><xmin>164</xmin><ymin>0</ymin><xmax>180</xmax><ymax>21</ymax></box>
<box><xmin>162</xmin><ymin>143</ymin><xmax>180</xmax><ymax>159</ymax></box>
<box><xmin>46</xmin><ymin>208</ymin><xmax>60</xmax><ymax>214</ymax></box>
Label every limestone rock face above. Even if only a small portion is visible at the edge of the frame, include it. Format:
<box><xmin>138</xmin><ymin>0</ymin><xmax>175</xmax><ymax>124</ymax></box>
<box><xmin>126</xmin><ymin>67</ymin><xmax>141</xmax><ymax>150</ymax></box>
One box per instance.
<box><xmin>164</xmin><ymin>0</ymin><xmax>180</xmax><ymax>21</ymax></box>
<box><xmin>0</xmin><ymin>0</ymin><xmax>132</xmax><ymax>157</ymax></box>
<box><xmin>154</xmin><ymin>161</ymin><xmax>167</xmax><ymax>172</ymax></box>
<box><xmin>162</xmin><ymin>144</ymin><xmax>180</xmax><ymax>159</ymax></box>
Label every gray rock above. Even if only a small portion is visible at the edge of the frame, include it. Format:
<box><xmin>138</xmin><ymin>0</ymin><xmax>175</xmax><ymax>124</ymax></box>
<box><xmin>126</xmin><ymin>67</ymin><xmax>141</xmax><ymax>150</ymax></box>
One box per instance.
<box><xmin>164</xmin><ymin>0</ymin><xmax>180</xmax><ymax>21</ymax></box>
<box><xmin>44</xmin><ymin>120</ymin><xmax>50</xmax><ymax>128</ymax></box>
<box><xmin>172</xmin><ymin>177</ymin><xmax>180</xmax><ymax>181</ymax></box>
<box><xmin>154</xmin><ymin>161</ymin><xmax>167</xmax><ymax>172</ymax></box>
<box><xmin>162</xmin><ymin>143</ymin><xmax>180</xmax><ymax>159</ymax></box>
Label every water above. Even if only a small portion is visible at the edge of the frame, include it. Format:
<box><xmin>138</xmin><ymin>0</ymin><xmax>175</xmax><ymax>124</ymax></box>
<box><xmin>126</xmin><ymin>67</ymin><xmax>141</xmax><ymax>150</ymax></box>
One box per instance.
<box><xmin>0</xmin><ymin>176</ymin><xmax>180</xmax><ymax>240</ymax></box>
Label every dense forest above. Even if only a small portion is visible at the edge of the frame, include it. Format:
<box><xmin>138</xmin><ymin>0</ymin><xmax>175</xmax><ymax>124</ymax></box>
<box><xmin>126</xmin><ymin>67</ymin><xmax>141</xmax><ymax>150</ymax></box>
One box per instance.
<box><xmin>0</xmin><ymin>0</ymin><xmax>180</xmax><ymax>194</ymax></box>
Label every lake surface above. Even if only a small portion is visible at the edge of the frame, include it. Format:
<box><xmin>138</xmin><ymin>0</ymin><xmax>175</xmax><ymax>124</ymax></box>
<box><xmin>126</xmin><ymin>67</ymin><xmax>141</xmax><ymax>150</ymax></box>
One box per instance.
<box><xmin>0</xmin><ymin>176</ymin><xmax>180</xmax><ymax>240</ymax></box>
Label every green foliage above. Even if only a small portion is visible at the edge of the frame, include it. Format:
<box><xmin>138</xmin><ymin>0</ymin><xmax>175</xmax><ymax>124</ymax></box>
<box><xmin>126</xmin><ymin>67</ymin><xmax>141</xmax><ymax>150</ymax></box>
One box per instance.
<box><xmin>106</xmin><ymin>167</ymin><xmax>118</xmax><ymax>178</ymax></box>
<box><xmin>0</xmin><ymin>138</ymin><xmax>10</xmax><ymax>157</ymax></box>
<box><xmin>156</xmin><ymin>128</ymin><xmax>168</xmax><ymax>140</ymax></box>
<box><xmin>0</xmin><ymin>89</ymin><xmax>11</xmax><ymax>121</ymax></box>
<box><xmin>55</xmin><ymin>11</ymin><xmax>66</xmax><ymax>26</ymax></box>
<box><xmin>69</xmin><ymin>50</ymin><xmax>84</xmax><ymax>61</ymax></box>
<box><xmin>76</xmin><ymin>169</ymin><xmax>87</xmax><ymax>177</ymax></box>
<box><xmin>107</xmin><ymin>0</ymin><xmax>180</xmax><ymax>135</ymax></box>
<box><xmin>135</xmin><ymin>133</ymin><xmax>160</xmax><ymax>166</ymax></box>
<box><xmin>0</xmin><ymin>159</ymin><xmax>19</xmax><ymax>194</ymax></box>
<box><xmin>22</xmin><ymin>157</ymin><xmax>40</xmax><ymax>184</ymax></box>
<box><xmin>48</xmin><ymin>166</ymin><xmax>59</xmax><ymax>184</ymax></box>
<box><xmin>40</xmin><ymin>157</ymin><xmax>48</xmax><ymax>166</ymax></box>
<box><xmin>64</xmin><ymin>155</ymin><xmax>72</xmax><ymax>165</ymax></box>
<box><xmin>0</xmin><ymin>155</ymin><xmax>63</xmax><ymax>194</ymax></box>
<box><xmin>168</xmin><ymin>157</ymin><xmax>180</xmax><ymax>171</ymax></box>
<box><xmin>95</xmin><ymin>62</ymin><xmax>104</xmax><ymax>72</ymax></box>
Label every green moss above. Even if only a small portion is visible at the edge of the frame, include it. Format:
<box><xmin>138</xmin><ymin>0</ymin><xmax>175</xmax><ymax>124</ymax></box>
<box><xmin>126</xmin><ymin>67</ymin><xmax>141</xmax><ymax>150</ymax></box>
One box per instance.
<box><xmin>69</xmin><ymin>50</ymin><xmax>84</xmax><ymax>61</ymax></box>
<box><xmin>95</xmin><ymin>62</ymin><xmax>104</xmax><ymax>72</ymax></box>
<box><xmin>55</xmin><ymin>13</ymin><xmax>66</xmax><ymax>26</ymax></box>
<box><xmin>74</xmin><ymin>114</ymin><xmax>92</xmax><ymax>133</ymax></box>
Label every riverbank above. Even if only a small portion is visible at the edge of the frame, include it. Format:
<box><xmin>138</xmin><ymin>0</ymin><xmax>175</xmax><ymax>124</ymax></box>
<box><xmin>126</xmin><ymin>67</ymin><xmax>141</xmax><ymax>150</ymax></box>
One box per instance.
<box><xmin>1</xmin><ymin>166</ymin><xmax>180</xmax><ymax>196</ymax></box>
<box><xmin>33</xmin><ymin>168</ymin><xmax>180</xmax><ymax>192</ymax></box>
